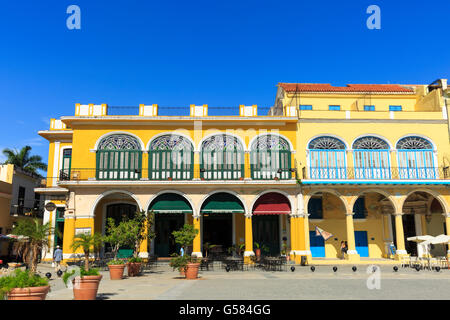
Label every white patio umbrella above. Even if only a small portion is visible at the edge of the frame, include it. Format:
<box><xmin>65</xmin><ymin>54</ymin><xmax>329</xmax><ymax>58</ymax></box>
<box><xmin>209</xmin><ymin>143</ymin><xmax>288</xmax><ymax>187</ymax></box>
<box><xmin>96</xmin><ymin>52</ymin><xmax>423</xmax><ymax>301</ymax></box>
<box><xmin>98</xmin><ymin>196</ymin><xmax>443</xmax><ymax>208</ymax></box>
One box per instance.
<box><xmin>422</xmin><ymin>234</ymin><xmax>450</xmax><ymax>245</ymax></box>
<box><xmin>407</xmin><ymin>235</ymin><xmax>434</xmax><ymax>257</ymax></box>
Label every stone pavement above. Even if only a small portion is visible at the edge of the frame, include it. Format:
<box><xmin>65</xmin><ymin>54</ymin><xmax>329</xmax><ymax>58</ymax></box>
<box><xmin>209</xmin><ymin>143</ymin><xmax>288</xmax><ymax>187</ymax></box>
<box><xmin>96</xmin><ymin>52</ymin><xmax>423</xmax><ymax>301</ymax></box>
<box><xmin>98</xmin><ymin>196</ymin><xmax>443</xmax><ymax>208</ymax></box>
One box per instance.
<box><xmin>37</xmin><ymin>263</ymin><xmax>450</xmax><ymax>300</ymax></box>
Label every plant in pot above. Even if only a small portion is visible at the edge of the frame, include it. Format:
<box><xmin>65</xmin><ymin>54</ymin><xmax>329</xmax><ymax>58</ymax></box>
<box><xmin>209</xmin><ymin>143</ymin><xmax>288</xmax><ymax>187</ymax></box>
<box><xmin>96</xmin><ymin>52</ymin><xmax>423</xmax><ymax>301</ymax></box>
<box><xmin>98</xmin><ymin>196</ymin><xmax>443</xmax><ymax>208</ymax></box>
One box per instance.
<box><xmin>64</xmin><ymin>232</ymin><xmax>103</xmax><ymax>300</ymax></box>
<box><xmin>121</xmin><ymin>210</ymin><xmax>155</xmax><ymax>277</ymax></box>
<box><xmin>0</xmin><ymin>269</ymin><xmax>50</xmax><ymax>300</ymax></box>
<box><xmin>102</xmin><ymin>217</ymin><xmax>129</xmax><ymax>280</ymax></box>
<box><xmin>12</xmin><ymin>218</ymin><xmax>54</xmax><ymax>273</ymax></box>
<box><xmin>203</xmin><ymin>242</ymin><xmax>217</xmax><ymax>258</ymax></box>
<box><xmin>169</xmin><ymin>253</ymin><xmax>188</xmax><ymax>277</ymax></box>
<box><xmin>172</xmin><ymin>224</ymin><xmax>199</xmax><ymax>280</ymax></box>
<box><xmin>254</xmin><ymin>242</ymin><xmax>261</xmax><ymax>259</ymax></box>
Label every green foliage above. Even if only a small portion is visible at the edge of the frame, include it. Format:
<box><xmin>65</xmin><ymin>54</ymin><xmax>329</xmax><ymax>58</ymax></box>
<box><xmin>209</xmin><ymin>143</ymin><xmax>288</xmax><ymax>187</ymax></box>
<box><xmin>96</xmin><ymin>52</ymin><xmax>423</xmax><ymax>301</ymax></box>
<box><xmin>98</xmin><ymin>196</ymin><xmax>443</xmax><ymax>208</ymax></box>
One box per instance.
<box><xmin>12</xmin><ymin>218</ymin><xmax>53</xmax><ymax>273</ymax></box>
<box><xmin>203</xmin><ymin>242</ymin><xmax>217</xmax><ymax>258</ymax></box>
<box><xmin>253</xmin><ymin>242</ymin><xmax>260</xmax><ymax>249</ymax></box>
<box><xmin>169</xmin><ymin>253</ymin><xmax>188</xmax><ymax>272</ymax></box>
<box><xmin>172</xmin><ymin>224</ymin><xmax>199</xmax><ymax>248</ymax></box>
<box><xmin>2</xmin><ymin>145</ymin><xmax>47</xmax><ymax>176</ymax></box>
<box><xmin>0</xmin><ymin>269</ymin><xmax>48</xmax><ymax>300</ymax></box>
<box><xmin>115</xmin><ymin>210</ymin><xmax>156</xmax><ymax>258</ymax></box>
<box><xmin>127</xmin><ymin>257</ymin><xmax>143</xmax><ymax>263</ymax></box>
<box><xmin>102</xmin><ymin>217</ymin><xmax>131</xmax><ymax>259</ymax></box>
<box><xmin>62</xmin><ymin>267</ymin><xmax>100</xmax><ymax>286</ymax></box>
<box><xmin>107</xmin><ymin>259</ymin><xmax>125</xmax><ymax>265</ymax></box>
<box><xmin>71</xmin><ymin>233</ymin><xmax>103</xmax><ymax>271</ymax></box>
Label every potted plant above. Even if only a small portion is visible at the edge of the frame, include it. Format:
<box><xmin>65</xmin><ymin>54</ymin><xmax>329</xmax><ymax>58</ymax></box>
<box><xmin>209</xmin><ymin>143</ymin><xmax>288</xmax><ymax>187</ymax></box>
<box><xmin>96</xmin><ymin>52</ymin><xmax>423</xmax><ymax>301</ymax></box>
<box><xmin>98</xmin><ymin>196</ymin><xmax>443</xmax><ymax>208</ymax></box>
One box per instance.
<box><xmin>172</xmin><ymin>224</ymin><xmax>200</xmax><ymax>280</ymax></box>
<box><xmin>102</xmin><ymin>217</ymin><xmax>129</xmax><ymax>280</ymax></box>
<box><xmin>65</xmin><ymin>232</ymin><xmax>103</xmax><ymax>300</ymax></box>
<box><xmin>254</xmin><ymin>242</ymin><xmax>261</xmax><ymax>259</ymax></box>
<box><xmin>106</xmin><ymin>259</ymin><xmax>125</xmax><ymax>280</ymax></box>
<box><xmin>169</xmin><ymin>253</ymin><xmax>188</xmax><ymax>277</ymax></box>
<box><xmin>11</xmin><ymin>218</ymin><xmax>53</xmax><ymax>273</ymax></box>
<box><xmin>0</xmin><ymin>269</ymin><xmax>50</xmax><ymax>300</ymax></box>
<box><xmin>203</xmin><ymin>242</ymin><xmax>217</xmax><ymax>258</ymax></box>
<box><xmin>120</xmin><ymin>210</ymin><xmax>156</xmax><ymax>277</ymax></box>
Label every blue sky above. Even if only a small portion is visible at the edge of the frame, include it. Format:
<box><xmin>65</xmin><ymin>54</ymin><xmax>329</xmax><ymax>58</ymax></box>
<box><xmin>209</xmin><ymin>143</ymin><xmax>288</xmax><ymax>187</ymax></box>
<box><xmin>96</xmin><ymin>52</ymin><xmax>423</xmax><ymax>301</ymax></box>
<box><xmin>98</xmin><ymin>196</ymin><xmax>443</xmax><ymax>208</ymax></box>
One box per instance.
<box><xmin>0</xmin><ymin>0</ymin><xmax>449</xmax><ymax>171</ymax></box>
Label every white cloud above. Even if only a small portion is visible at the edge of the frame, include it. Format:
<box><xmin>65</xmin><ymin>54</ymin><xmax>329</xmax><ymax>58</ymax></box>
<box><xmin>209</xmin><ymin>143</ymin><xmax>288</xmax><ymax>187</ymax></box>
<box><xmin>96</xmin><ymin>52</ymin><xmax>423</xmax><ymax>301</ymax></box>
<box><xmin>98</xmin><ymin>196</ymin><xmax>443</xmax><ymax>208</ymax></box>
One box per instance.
<box><xmin>23</xmin><ymin>137</ymin><xmax>45</xmax><ymax>147</ymax></box>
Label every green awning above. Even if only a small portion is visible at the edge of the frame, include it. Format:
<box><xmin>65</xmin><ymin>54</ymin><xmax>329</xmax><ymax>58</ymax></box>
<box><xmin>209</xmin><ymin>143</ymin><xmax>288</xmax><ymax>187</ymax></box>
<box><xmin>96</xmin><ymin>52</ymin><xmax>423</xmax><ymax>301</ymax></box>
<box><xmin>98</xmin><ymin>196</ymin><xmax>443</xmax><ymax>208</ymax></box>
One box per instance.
<box><xmin>201</xmin><ymin>192</ymin><xmax>244</xmax><ymax>214</ymax></box>
<box><xmin>149</xmin><ymin>193</ymin><xmax>192</xmax><ymax>214</ymax></box>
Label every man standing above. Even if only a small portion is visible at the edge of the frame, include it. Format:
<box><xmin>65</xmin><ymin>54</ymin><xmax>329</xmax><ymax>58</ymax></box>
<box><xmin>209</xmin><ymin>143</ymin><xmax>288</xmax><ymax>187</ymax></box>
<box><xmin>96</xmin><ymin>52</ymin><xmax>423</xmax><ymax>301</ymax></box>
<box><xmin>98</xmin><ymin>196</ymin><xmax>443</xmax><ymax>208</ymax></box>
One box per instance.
<box><xmin>53</xmin><ymin>245</ymin><xmax>63</xmax><ymax>271</ymax></box>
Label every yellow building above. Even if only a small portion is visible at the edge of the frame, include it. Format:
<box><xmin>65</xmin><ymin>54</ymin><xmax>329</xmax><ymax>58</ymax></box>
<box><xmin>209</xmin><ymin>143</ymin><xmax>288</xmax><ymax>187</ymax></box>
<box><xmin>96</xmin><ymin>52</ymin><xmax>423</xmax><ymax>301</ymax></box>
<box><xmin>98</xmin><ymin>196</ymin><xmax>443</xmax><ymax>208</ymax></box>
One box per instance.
<box><xmin>36</xmin><ymin>79</ymin><xmax>450</xmax><ymax>264</ymax></box>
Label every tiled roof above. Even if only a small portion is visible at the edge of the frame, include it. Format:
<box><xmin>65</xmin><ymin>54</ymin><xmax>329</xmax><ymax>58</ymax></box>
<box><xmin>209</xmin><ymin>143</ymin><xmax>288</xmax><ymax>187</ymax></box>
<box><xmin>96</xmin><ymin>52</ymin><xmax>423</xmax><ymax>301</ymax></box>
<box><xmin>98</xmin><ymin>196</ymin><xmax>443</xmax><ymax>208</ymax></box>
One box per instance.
<box><xmin>279</xmin><ymin>83</ymin><xmax>415</xmax><ymax>93</ymax></box>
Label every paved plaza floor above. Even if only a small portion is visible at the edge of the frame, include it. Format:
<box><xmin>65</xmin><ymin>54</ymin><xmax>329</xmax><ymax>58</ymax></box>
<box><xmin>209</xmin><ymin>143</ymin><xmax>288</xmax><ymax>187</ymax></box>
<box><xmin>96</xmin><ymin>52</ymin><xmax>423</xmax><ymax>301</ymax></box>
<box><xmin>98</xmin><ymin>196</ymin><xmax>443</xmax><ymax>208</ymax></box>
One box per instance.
<box><xmin>38</xmin><ymin>263</ymin><xmax>450</xmax><ymax>300</ymax></box>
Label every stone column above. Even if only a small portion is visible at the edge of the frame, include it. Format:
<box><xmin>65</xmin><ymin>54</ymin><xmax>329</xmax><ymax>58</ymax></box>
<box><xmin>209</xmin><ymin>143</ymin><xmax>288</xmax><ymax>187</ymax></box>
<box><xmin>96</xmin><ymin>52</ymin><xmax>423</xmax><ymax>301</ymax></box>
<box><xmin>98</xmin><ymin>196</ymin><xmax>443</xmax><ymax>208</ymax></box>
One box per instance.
<box><xmin>345</xmin><ymin>212</ymin><xmax>360</xmax><ymax>261</ymax></box>
<box><xmin>394</xmin><ymin>212</ymin><xmax>408</xmax><ymax>259</ymax></box>
<box><xmin>191</xmin><ymin>215</ymin><xmax>203</xmax><ymax>257</ymax></box>
<box><xmin>444</xmin><ymin>213</ymin><xmax>450</xmax><ymax>258</ymax></box>
<box><xmin>244</xmin><ymin>213</ymin><xmax>254</xmax><ymax>263</ymax></box>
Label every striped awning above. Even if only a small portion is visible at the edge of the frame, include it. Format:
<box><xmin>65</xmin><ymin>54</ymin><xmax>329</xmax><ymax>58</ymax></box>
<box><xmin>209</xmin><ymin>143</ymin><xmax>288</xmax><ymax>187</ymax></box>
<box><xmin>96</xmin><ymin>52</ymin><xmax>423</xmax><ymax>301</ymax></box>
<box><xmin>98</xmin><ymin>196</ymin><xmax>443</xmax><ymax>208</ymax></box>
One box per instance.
<box><xmin>252</xmin><ymin>192</ymin><xmax>291</xmax><ymax>215</ymax></box>
<box><xmin>149</xmin><ymin>193</ymin><xmax>192</xmax><ymax>214</ymax></box>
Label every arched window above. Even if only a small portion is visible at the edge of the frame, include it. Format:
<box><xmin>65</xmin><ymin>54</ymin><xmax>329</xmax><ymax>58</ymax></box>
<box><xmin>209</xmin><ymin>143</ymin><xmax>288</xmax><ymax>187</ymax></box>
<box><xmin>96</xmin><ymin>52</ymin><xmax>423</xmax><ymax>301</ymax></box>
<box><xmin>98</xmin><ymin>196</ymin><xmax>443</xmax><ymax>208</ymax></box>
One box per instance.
<box><xmin>148</xmin><ymin>135</ymin><xmax>193</xmax><ymax>180</ymax></box>
<box><xmin>308</xmin><ymin>136</ymin><xmax>346</xmax><ymax>179</ymax></box>
<box><xmin>396</xmin><ymin>136</ymin><xmax>436</xmax><ymax>179</ymax></box>
<box><xmin>200</xmin><ymin>135</ymin><xmax>244</xmax><ymax>180</ymax></box>
<box><xmin>352</xmin><ymin>136</ymin><xmax>391</xmax><ymax>179</ymax></box>
<box><xmin>96</xmin><ymin>134</ymin><xmax>142</xmax><ymax>180</ymax></box>
<box><xmin>250</xmin><ymin>135</ymin><xmax>291</xmax><ymax>180</ymax></box>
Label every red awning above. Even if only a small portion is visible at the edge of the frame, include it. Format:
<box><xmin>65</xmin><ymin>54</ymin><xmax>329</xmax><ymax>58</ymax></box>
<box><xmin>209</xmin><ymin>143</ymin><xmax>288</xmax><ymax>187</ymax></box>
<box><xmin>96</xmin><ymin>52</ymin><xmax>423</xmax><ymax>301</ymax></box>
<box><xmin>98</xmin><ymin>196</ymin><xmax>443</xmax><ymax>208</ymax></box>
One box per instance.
<box><xmin>252</xmin><ymin>192</ymin><xmax>291</xmax><ymax>215</ymax></box>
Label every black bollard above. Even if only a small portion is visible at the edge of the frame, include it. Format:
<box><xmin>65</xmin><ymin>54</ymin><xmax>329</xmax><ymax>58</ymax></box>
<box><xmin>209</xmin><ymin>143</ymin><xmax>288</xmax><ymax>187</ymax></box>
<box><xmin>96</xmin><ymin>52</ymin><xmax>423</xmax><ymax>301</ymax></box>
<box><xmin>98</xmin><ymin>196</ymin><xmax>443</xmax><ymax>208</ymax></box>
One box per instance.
<box><xmin>290</xmin><ymin>266</ymin><xmax>295</xmax><ymax>272</ymax></box>
<box><xmin>352</xmin><ymin>266</ymin><xmax>357</xmax><ymax>272</ymax></box>
<box><xmin>415</xmin><ymin>265</ymin><xmax>421</xmax><ymax>272</ymax></box>
<box><xmin>436</xmin><ymin>266</ymin><xmax>441</xmax><ymax>272</ymax></box>
<box><xmin>393</xmin><ymin>266</ymin><xmax>398</xmax><ymax>272</ymax></box>
<box><xmin>310</xmin><ymin>266</ymin><xmax>315</xmax><ymax>272</ymax></box>
<box><xmin>57</xmin><ymin>270</ymin><xmax>63</xmax><ymax>277</ymax></box>
<box><xmin>225</xmin><ymin>266</ymin><xmax>230</xmax><ymax>272</ymax></box>
<box><xmin>45</xmin><ymin>272</ymin><xmax>52</xmax><ymax>279</ymax></box>
<box><xmin>333</xmin><ymin>266</ymin><xmax>338</xmax><ymax>272</ymax></box>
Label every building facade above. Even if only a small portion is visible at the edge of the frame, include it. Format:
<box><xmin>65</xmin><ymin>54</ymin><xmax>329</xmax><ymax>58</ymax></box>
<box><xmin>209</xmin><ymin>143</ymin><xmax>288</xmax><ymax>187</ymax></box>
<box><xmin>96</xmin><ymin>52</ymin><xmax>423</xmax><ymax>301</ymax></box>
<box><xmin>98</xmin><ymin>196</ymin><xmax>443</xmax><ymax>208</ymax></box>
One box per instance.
<box><xmin>37</xmin><ymin>79</ymin><xmax>450</xmax><ymax>263</ymax></box>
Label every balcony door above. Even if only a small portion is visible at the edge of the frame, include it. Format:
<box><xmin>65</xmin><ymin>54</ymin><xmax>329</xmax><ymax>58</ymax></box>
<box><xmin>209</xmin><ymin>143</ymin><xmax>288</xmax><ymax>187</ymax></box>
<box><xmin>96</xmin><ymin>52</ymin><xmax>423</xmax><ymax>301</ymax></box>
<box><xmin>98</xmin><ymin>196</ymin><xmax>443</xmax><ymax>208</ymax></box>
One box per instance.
<box><xmin>352</xmin><ymin>136</ymin><xmax>390</xmax><ymax>180</ymax></box>
<box><xmin>396</xmin><ymin>136</ymin><xmax>436</xmax><ymax>179</ymax></box>
<box><xmin>308</xmin><ymin>136</ymin><xmax>346</xmax><ymax>179</ymax></box>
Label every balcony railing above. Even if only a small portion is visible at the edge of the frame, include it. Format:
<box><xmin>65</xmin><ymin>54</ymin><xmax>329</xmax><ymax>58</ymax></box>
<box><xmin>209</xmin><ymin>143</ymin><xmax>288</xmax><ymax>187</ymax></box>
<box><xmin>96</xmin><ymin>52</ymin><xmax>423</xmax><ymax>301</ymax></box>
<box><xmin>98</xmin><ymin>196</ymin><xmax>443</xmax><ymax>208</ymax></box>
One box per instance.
<box><xmin>10</xmin><ymin>206</ymin><xmax>44</xmax><ymax>218</ymax></box>
<box><xmin>301</xmin><ymin>166</ymin><xmax>450</xmax><ymax>180</ymax></box>
<box><xmin>58</xmin><ymin>167</ymin><xmax>297</xmax><ymax>182</ymax></box>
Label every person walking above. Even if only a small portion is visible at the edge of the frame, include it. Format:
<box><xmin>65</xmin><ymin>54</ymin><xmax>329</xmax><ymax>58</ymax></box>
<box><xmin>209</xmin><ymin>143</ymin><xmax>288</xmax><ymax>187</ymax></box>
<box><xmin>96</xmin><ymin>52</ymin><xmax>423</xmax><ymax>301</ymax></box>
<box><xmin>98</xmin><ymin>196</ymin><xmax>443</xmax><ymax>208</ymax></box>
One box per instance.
<box><xmin>53</xmin><ymin>245</ymin><xmax>63</xmax><ymax>271</ymax></box>
<box><xmin>340</xmin><ymin>241</ymin><xmax>347</xmax><ymax>259</ymax></box>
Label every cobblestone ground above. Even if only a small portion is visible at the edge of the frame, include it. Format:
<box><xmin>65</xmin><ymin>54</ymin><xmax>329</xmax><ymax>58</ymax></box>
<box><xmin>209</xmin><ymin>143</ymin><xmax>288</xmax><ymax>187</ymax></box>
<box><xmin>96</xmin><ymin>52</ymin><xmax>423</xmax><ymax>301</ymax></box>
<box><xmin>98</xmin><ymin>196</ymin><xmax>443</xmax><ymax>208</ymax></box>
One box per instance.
<box><xmin>37</xmin><ymin>263</ymin><xmax>450</xmax><ymax>300</ymax></box>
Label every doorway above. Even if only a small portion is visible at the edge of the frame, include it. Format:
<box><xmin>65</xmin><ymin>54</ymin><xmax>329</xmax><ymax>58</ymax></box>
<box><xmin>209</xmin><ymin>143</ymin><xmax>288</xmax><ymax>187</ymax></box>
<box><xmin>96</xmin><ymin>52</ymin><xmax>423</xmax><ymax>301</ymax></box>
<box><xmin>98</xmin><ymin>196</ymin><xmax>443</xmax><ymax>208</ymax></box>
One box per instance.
<box><xmin>203</xmin><ymin>212</ymin><xmax>232</xmax><ymax>255</ymax></box>
<box><xmin>252</xmin><ymin>215</ymin><xmax>280</xmax><ymax>256</ymax></box>
<box><xmin>154</xmin><ymin>213</ymin><xmax>185</xmax><ymax>257</ymax></box>
<box><xmin>403</xmin><ymin>214</ymin><xmax>417</xmax><ymax>256</ymax></box>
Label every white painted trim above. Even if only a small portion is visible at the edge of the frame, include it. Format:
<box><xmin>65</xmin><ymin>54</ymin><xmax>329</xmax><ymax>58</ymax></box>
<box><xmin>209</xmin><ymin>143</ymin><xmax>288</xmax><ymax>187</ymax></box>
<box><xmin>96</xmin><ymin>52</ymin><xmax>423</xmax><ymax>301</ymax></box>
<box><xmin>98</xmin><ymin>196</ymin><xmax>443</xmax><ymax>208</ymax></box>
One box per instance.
<box><xmin>347</xmin><ymin>250</ymin><xmax>358</xmax><ymax>255</ymax></box>
<box><xmin>350</xmin><ymin>134</ymin><xmax>393</xmax><ymax>150</ymax></box>
<box><xmin>92</xmin><ymin>131</ymin><xmax>146</xmax><ymax>151</ymax></box>
<box><xmin>52</xmin><ymin>142</ymin><xmax>60</xmax><ymax>187</ymax></box>
<box><xmin>248</xmin><ymin>132</ymin><xmax>294</xmax><ymax>152</ymax></box>
<box><xmin>145</xmin><ymin>190</ymin><xmax>196</xmax><ymax>216</ymax></box>
<box><xmin>306</xmin><ymin>134</ymin><xmax>349</xmax><ymax>150</ymax></box>
<box><xmin>394</xmin><ymin>134</ymin><xmax>437</xmax><ymax>151</ymax></box>
<box><xmin>145</xmin><ymin>131</ymin><xmax>195</xmax><ymax>151</ymax></box>
<box><xmin>197</xmin><ymin>132</ymin><xmax>247</xmax><ymax>153</ymax></box>
<box><xmin>89</xmin><ymin>189</ymin><xmax>143</xmax><ymax>217</ymax></box>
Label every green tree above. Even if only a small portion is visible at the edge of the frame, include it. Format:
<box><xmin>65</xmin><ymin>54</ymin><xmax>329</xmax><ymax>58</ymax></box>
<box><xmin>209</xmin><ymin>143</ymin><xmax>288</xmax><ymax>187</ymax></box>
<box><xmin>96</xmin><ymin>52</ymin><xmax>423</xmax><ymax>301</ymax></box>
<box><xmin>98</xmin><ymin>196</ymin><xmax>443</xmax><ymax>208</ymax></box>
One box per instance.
<box><xmin>12</xmin><ymin>218</ymin><xmax>53</xmax><ymax>273</ymax></box>
<box><xmin>2</xmin><ymin>145</ymin><xmax>47</xmax><ymax>176</ymax></box>
<box><xmin>172</xmin><ymin>224</ymin><xmax>199</xmax><ymax>253</ymax></box>
<box><xmin>71</xmin><ymin>233</ymin><xmax>103</xmax><ymax>271</ymax></box>
<box><xmin>119</xmin><ymin>210</ymin><xmax>156</xmax><ymax>258</ymax></box>
<box><xmin>102</xmin><ymin>217</ymin><xmax>129</xmax><ymax>260</ymax></box>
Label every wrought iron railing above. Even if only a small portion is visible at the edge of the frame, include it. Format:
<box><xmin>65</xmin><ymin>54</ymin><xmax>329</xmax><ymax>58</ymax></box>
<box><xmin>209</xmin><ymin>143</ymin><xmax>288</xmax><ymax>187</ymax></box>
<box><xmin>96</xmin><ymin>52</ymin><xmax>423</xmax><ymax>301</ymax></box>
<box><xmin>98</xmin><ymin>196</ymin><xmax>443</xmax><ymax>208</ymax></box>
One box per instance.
<box><xmin>301</xmin><ymin>166</ymin><xmax>450</xmax><ymax>180</ymax></box>
<box><xmin>58</xmin><ymin>167</ymin><xmax>298</xmax><ymax>182</ymax></box>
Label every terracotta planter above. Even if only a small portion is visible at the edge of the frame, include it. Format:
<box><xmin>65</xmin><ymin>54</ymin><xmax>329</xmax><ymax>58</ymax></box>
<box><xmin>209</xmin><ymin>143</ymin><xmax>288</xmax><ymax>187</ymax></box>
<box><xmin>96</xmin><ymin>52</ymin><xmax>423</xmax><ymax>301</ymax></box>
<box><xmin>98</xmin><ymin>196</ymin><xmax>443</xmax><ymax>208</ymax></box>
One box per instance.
<box><xmin>127</xmin><ymin>262</ymin><xmax>142</xmax><ymax>277</ymax></box>
<box><xmin>8</xmin><ymin>285</ymin><xmax>50</xmax><ymax>300</ymax></box>
<box><xmin>108</xmin><ymin>264</ymin><xmax>125</xmax><ymax>280</ymax></box>
<box><xmin>255</xmin><ymin>249</ymin><xmax>261</xmax><ymax>259</ymax></box>
<box><xmin>179</xmin><ymin>267</ymin><xmax>186</xmax><ymax>277</ymax></box>
<box><xmin>72</xmin><ymin>275</ymin><xmax>102</xmax><ymax>300</ymax></box>
<box><xmin>185</xmin><ymin>262</ymin><xmax>200</xmax><ymax>280</ymax></box>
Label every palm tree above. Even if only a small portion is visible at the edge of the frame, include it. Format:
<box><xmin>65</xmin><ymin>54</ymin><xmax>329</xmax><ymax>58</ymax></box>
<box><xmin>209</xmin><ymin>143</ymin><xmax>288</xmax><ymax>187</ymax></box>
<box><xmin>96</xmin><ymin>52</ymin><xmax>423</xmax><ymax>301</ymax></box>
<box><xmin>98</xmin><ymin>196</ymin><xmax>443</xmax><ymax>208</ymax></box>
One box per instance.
<box><xmin>2</xmin><ymin>145</ymin><xmax>47</xmax><ymax>176</ymax></box>
<box><xmin>71</xmin><ymin>233</ymin><xmax>102</xmax><ymax>271</ymax></box>
<box><xmin>12</xmin><ymin>218</ymin><xmax>53</xmax><ymax>273</ymax></box>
